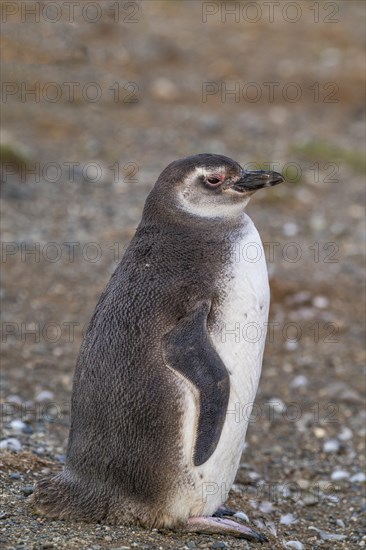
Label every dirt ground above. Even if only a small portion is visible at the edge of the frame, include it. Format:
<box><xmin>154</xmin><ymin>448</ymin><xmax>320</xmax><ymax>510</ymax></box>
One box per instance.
<box><xmin>1</xmin><ymin>1</ymin><xmax>365</xmax><ymax>549</ymax></box>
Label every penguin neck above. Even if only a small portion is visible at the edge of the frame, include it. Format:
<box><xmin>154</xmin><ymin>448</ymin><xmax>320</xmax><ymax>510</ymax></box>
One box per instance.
<box><xmin>141</xmin><ymin>193</ymin><xmax>248</xmax><ymax>238</ymax></box>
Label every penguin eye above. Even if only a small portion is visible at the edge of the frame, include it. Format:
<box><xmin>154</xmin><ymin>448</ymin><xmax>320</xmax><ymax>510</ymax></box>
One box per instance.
<box><xmin>206</xmin><ymin>176</ymin><xmax>222</xmax><ymax>186</ymax></box>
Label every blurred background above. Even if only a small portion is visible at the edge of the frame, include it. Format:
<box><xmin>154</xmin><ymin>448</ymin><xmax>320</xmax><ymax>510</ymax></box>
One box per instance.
<box><xmin>1</xmin><ymin>1</ymin><xmax>365</xmax><ymax>548</ymax></box>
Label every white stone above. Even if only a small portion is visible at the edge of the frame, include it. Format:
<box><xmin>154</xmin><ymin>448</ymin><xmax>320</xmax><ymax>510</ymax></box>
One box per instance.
<box><xmin>150</xmin><ymin>78</ymin><xmax>178</xmax><ymax>101</ymax></box>
<box><xmin>233</xmin><ymin>511</ymin><xmax>249</xmax><ymax>522</ymax></box>
<box><xmin>323</xmin><ymin>439</ymin><xmax>340</xmax><ymax>453</ymax></box>
<box><xmin>284</xmin><ymin>542</ymin><xmax>304</xmax><ymax>550</ymax></box>
<box><xmin>285</xmin><ymin>341</ymin><xmax>298</xmax><ymax>351</ymax></box>
<box><xmin>350</xmin><ymin>472</ymin><xmax>366</xmax><ymax>483</ymax></box>
<box><xmin>9</xmin><ymin>419</ymin><xmax>27</xmax><ymax>432</ymax></box>
<box><xmin>0</xmin><ymin>438</ymin><xmax>22</xmax><ymax>451</ymax></box>
<box><xmin>312</xmin><ymin>295</ymin><xmax>329</xmax><ymax>309</ymax></box>
<box><xmin>281</xmin><ymin>513</ymin><xmax>298</xmax><ymax>525</ymax></box>
<box><xmin>314</xmin><ymin>427</ymin><xmax>326</xmax><ymax>439</ymax></box>
<box><xmin>35</xmin><ymin>390</ymin><xmax>55</xmax><ymax>402</ymax></box>
<box><xmin>337</xmin><ymin>426</ymin><xmax>353</xmax><ymax>441</ymax></box>
<box><xmin>267</xmin><ymin>398</ymin><xmax>286</xmax><ymax>414</ymax></box>
<box><xmin>290</xmin><ymin>375</ymin><xmax>308</xmax><ymax>389</ymax></box>
<box><xmin>259</xmin><ymin>501</ymin><xmax>274</xmax><ymax>513</ymax></box>
<box><xmin>331</xmin><ymin>470</ymin><xmax>350</xmax><ymax>481</ymax></box>
<box><xmin>283</xmin><ymin>222</ymin><xmax>298</xmax><ymax>237</ymax></box>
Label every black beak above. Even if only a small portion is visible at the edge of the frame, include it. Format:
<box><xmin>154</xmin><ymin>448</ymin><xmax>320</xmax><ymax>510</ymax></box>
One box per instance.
<box><xmin>233</xmin><ymin>170</ymin><xmax>284</xmax><ymax>192</ymax></box>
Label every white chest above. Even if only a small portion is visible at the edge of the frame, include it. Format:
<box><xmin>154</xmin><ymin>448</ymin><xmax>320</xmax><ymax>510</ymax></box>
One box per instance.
<box><xmin>174</xmin><ymin>215</ymin><xmax>270</xmax><ymax>517</ymax></box>
<box><xmin>211</xmin><ymin>215</ymin><xmax>270</xmax><ymax>412</ymax></box>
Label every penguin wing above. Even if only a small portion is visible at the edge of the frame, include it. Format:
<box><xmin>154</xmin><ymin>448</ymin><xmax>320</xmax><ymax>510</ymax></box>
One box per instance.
<box><xmin>163</xmin><ymin>302</ymin><xmax>230</xmax><ymax>466</ymax></box>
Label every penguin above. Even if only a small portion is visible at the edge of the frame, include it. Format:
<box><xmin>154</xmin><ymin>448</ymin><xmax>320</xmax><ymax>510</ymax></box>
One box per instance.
<box><xmin>31</xmin><ymin>154</ymin><xmax>284</xmax><ymax>541</ymax></box>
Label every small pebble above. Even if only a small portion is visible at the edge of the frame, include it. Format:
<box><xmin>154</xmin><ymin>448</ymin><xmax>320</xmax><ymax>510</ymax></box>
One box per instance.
<box><xmin>337</xmin><ymin>426</ymin><xmax>353</xmax><ymax>441</ymax></box>
<box><xmin>0</xmin><ymin>438</ymin><xmax>22</xmax><ymax>452</ymax></box>
<box><xmin>267</xmin><ymin>398</ymin><xmax>286</xmax><ymax>414</ymax></box>
<box><xmin>297</xmin><ymin>479</ymin><xmax>310</xmax><ymax>490</ymax></box>
<box><xmin>310</xmin><ymin>214</ymin><xmax>326</xmax><ymax>232</ymax></box>
<box><xmin>340</xmin><ymin>388</ymin><xmax>363</xmax><ymax>403</ymax></box>
<box><xmin>35</xmin><ymin>446</ymin><xmax>46</xmax><ymax>455</ymax></box>
<box><xmin>283</xmin><ymin>222</ymin><xmax>298</xmax><ymax>237</ymax></box>
<box><xmin>303</xmin><ymin>492</ymin><xmax>320</xmax><ymax>506</ymax></box>
<box><xmin>331</xmin><ymin>470</ymin><xmax>350</xmax><ymax>481</ymax></box>
<box><xmin>21</xmin><ymin>485</ymin><xmax>34</xmax><ymax>496</ymax></box>
<box><xmin>284</xmin><ymin>542</ymin><xmax>304</xmax><ymax>550</ymax></box>
<box><xmin>311</xmin><ymin>527</ymin><xmax>347</xmax><ymax>541</ymax></box>
<box><xmin>35</xmin><ymin>390</ymin><xmax>54</xmax><ymax>402</ymax></box>
<box><xmin>323</xmin><ymin>439</ymin><xmax>340</xmax><ymax>453</ymax></box>
<box><xmin>247</xmin><ymin>471</ymin><xmax>261</xmax><ymax>481</ymax></box>
<box><xmin>150</xmin><ymin>78</ymin><xmax>178</xmax><ymax>101</ymax></box>
<box><xmin>9</xmin><ymin>473</ymin><xmax>21</xmax><ymax>480</ymax></box>
<box><xmin>281</xmin><ymin>513</ymin><xmax>298</xmax><ymax>525</ymax></box>
<box><xmin>290</xmin><ymin>375</ymin><xmax>308</xmax><ymax>389</ymax></box>
<box><xmin>336</xmin><ymin>519</ymin><xmax>346</xmax><ymax>528</ymax></box>
<box><xmin>276</xmin><ymin>483</ymin><xmax>292</xmax><ymax>498</ymax></box>
<box><xmin>186</xmin><ymin>542</ymin><xmax>196</xmax><ymax>549</ymax></box>
<box><xmin>211</xmin><ymin>543</ymin><xmax>227</xmax><ymax>549</ymax></box>
<box><xmin>6</xmin><ymin>395</ymin><xmax>23</xmax><ymax>405</ymax></box>
<box><xmin>21</xmin><ymin>423</ymin><xmax>33</xmax><ymax>434</ymax></box>
<box><xmin>285</xmin><ymin>341</ymin><xmax>298</xmax><ymax>351</ymax></box>
<box><xmin>234</xmin><ymin>511</ymin><xmax>249</xmax><ymax>522</ymax></box>
<box><xmin>312</xmin><ymin>295</ymin><xmax>329</xmax><ymax>309</ymax></box>
<box><xmin>350</xmin><ymin>472</ymin><xmax>366</xmax><ymax>483</ymax></box>
<box><xmin>314</xmin><ymin>427</ymin><xmax>326</xmax><ymax>439</ymax></box>
<box><xmin>289</xmin><ymin>291</ymin><xmax>312</xmax><ymax>305</ymax></box>
<box><xmin>259</xmin><ymin>501</ymin><xmax>274</xmax><ymax>513</ymax></box>
<box><xmin>253</xmin><ymin>518</ymin><xmax>265</xmax><ymax>529</ymax></box>
<box><xmin>9</xmin><ymin>419</ymin><xmax>27</xmax><ymax>432</ymax></box>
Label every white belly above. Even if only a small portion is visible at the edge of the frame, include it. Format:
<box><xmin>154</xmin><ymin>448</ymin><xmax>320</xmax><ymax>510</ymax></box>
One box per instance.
<box><xmin>170</xmin><ymin>214</ymin><xmax>269</xmax><ymax>518</ymax></box>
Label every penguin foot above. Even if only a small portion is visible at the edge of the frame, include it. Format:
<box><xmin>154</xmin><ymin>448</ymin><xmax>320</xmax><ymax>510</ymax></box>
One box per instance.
<box><xmin>186</xmin><ymin>516</ymin><xmax>268</xmax><ymax>542</ymax></box>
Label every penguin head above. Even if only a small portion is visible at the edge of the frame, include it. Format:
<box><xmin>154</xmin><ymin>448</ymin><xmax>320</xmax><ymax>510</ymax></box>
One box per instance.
<box><xmin>154</xmin><ymin>154</ymin><xmax>284</xmax><ymax>220</ymax></box>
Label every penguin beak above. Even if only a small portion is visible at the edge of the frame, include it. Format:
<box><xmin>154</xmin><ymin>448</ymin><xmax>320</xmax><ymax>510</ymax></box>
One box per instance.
<box><xmin>233</xmin><ymin>170</ymin><xmax>284</xmax><ymax>192</ymax></box>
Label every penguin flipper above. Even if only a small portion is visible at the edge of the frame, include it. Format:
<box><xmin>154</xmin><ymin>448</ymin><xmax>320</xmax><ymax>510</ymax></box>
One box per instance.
<box><xmin>163</xmin><ymin>302</ymin><xmax>230</xmax><ymax>467</ymax></box>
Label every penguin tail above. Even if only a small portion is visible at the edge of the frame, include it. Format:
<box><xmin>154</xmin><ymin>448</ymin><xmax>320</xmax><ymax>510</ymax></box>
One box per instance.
<box><xmin>30</xmin><ymin>471</ymin><xmax>108</xmax><ymax>522</ymax></box>
<box><xmin>30</xmin><ymin>473</ymin><xmax>73</xmax><ymax>519</ymax></box>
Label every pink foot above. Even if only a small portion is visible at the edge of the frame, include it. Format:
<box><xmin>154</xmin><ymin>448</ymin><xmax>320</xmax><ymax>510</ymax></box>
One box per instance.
<box><xmin>186</xmin><ymin>516</ymin><xmax>268</xmax><ymax>542</ymax></box>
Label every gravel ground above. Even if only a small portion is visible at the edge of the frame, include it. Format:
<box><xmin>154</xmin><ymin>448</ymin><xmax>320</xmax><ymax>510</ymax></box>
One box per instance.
<box><xmin>1</xmin><ymin>1</ymin><xmax>365</xmax><ymax>549</ymax></box>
